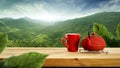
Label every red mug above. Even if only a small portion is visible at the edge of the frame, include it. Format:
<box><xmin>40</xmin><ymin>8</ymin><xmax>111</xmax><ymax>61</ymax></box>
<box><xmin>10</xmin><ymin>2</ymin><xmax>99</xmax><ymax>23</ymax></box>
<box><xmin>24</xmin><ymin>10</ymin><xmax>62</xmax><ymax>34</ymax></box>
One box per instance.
<box><xmin>62</xmin><ymin>33</ymin><xmax>81</xmax><ymax>52</ymax></box>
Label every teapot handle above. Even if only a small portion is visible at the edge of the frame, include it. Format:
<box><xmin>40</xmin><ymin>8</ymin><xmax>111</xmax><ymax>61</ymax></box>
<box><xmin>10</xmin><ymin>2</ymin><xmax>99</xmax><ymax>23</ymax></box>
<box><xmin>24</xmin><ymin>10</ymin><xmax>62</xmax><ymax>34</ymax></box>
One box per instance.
<box><xmin>88</xmin><ymin>24</ymin><xmax>94</xmax><ymax>38</ymax></box>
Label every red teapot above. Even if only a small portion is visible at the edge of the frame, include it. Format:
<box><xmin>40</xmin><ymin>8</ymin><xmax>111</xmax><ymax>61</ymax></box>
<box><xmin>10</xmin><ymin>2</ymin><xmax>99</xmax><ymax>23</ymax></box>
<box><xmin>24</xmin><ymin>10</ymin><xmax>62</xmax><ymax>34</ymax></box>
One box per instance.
<box><xmin>81</xmin><ymin>32</ymin><xmax>106</xmax><ymax>51</ymax></box>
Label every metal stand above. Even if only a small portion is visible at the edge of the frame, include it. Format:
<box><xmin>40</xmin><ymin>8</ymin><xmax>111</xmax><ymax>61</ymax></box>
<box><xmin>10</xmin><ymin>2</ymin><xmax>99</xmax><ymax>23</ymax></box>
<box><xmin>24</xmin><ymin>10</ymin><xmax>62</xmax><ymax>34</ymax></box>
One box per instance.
<box><xmin>79</xmin><ymin>49</ymin><xmax>108</xmax><ymax>54</ymax></box>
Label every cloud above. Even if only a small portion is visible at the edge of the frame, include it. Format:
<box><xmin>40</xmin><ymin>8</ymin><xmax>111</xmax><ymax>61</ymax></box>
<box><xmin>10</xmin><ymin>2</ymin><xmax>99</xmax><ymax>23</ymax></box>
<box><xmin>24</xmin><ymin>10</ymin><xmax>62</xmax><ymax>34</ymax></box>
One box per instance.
<box><xmin>81</xmin><ymin>0</ymin><xmax>120</xmax><ymax>16</ymax></box>
<box><xmin>0</xmin><ymin>1</ymin><xmax>46</xmax><ymax>18</ymax></box>
<box><xmin>0</xmin><ymin>0</ymin><xmax>120</xmax><ymax>22</ymax></box>
<box><xmin>99</xmin><ymin>0</ymin><xmax>120</xmax><ymax>12</ymax></box>
<box><xmin>0</xmin><ymin>0</ymin><xmax>86</xmax><ymax>20</ymax></box>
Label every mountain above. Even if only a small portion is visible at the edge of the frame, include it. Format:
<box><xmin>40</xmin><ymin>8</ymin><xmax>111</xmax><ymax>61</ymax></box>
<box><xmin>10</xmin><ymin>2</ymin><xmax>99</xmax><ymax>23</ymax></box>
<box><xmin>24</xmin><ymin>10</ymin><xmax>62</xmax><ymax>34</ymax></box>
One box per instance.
<box><xmin>0</xmin><ymin>12</ymin><xmax>120</xmax><ymax>47</ymax></box>
<box><xmin>0</xmin><ymin>17</ymin><xmax>44</xmax><ymax>30</ymax></box>
<box><xmin>41</xmin><ymin>12</ymin><xmax>120</xmax><ymax>38</ymax></box>
<box><xmin>0</xmin><ymin>17</ymin><xmax>46</xmax><ymax>40</ymax></box>
<box><xmin>0</xmin><ymin>20</ymin><xmax>9</xmax><ymax>32</ymax></box>
<box><xmin>39</xmin><ymin>12</ymin><xmax>120</xmax><ymax>47</ymax></box>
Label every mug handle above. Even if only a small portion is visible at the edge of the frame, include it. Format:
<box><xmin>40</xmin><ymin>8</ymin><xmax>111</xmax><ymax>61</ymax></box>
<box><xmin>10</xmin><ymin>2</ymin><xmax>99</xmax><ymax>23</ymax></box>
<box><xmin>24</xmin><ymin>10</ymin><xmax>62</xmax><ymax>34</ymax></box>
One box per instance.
<box><xmin>61</xmin><ymin>37</ymin><xmax>69</xmax><ymax>48</ymax></box>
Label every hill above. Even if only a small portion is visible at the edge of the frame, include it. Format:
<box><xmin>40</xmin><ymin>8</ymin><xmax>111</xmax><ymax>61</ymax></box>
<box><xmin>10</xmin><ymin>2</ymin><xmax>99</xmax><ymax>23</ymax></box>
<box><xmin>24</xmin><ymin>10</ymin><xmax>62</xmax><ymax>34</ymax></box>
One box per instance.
<box><xmin>40</xmin><ymin>12</ymin><xmax>120</xmax><ymax>47</ymax></box>
<box><xmin>0</xmin><ymin>12</ymin><xmax>120</xmax><ymax>47</ymax></box>
<box><xmin>0</xmin><ymin>17</ymin><xmax>46</xmax><ymax>40</ymax></box>
<box><xmin>0</xmin><ymin>20</ymin><xmax>9</xmax><ymax>32</ymax></box>
<box><xmin>42</xmin><ymin>12</ymin><xmax>120</xmax><ymax>38</ymax></box>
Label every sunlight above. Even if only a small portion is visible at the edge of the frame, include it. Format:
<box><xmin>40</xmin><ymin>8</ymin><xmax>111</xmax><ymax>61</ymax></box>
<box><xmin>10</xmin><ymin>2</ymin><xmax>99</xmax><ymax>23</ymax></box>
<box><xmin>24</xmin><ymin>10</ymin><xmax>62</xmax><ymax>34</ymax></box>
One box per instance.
<box><xmin>29</xmin><ymin>13</ymin><xmax>62</xmax><ymax>22</ymax></box>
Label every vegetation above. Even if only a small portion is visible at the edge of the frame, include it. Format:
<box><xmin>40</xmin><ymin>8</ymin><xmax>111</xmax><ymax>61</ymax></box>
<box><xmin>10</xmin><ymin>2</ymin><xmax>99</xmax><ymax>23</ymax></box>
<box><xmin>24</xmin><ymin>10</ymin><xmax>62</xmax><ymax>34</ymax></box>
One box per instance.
<box><xmin>0</xmin><ymin>32</ymin><xmax>48</xmax><ymax>68</ymax></box>
<box><xmin>0</xmin><ymin>52</ymin><xmax>48</xmax><ymax>68</ymax></box>
<box><xmin>117</xmin><ymin>23</ymin><xmax>120</xmax><ymax>40</ymax></box>
<box><xmin>93</xmin><ymin>23</ymin><xmax>120</xmax><ymax>47</ymax></box>
<box><xmin>0</xmin><ymin>32</ymin><xmax>8</xmax><ymax>53</ymax></box>
<box><xmin>0</xmin><ymin>12</ymin><xmax>120</xmax><ymax>47</ymax></box>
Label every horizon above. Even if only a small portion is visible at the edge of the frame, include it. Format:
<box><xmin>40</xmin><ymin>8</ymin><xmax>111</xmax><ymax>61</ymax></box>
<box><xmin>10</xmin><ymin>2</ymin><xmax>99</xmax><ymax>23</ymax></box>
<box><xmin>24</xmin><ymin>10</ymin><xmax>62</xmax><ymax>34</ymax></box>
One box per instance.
<box><xmin>0</xmin><ymin>0</ymin><xmax>120</xmax><ymax>22</ymax></box>
<box><xmin>0</xmin><ymin>11</ymin><xmax>120</xmax><ymax>23</ymax></box>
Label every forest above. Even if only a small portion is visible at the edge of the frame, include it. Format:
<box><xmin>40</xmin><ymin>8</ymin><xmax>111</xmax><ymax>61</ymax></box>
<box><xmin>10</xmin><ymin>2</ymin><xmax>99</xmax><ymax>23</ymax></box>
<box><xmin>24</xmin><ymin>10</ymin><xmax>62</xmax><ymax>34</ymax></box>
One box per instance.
<box><xmin>0</xmin><ymin>12</ymin><xmax>120</xmax><ymax>47</ymax></box>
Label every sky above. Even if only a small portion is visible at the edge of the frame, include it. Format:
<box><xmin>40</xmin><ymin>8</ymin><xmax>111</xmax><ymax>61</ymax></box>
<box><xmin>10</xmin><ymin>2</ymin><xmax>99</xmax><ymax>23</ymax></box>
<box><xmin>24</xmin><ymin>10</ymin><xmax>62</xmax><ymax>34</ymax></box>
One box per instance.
<box><xmin>0</xmin><ymin>0</ymin><xmax>120</xmax><ymax>22</ymax></box>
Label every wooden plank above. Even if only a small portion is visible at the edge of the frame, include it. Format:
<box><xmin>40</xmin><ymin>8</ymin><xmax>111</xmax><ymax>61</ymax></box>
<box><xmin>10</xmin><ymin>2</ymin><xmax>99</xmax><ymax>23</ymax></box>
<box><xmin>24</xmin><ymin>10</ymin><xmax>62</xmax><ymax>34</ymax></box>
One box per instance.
<box><xmin>44</xmin><ymin>59</ymin><xmax>120</xmax><ymax>67</ymax></box>
<box><xmin>0</xmin><ymin>47</ymin><xmax>120</xmax><ymax>67</ymax></box>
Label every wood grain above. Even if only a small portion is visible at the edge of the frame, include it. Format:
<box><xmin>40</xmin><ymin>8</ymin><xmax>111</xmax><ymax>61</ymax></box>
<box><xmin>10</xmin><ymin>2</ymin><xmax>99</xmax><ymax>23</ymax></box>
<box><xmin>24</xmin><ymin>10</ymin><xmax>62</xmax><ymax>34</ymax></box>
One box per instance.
<box><xmin>0</xmin><ymin>47</ymin><xmax>120</xmax><ymax>67</ymax></box>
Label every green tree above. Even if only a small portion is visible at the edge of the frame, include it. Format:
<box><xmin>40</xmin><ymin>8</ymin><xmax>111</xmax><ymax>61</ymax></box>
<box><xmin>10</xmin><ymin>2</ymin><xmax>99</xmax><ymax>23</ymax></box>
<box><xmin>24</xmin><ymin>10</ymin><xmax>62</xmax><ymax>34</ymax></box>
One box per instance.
<box><xmin>0</xmin><ymin>32</ymin><xmax>8</xmax><ymax>53</ymax></box>
<box><xmin>31</xmin><ymin>34</ymin><xmax>49</xmax><ymax>47</ymax></box>
<box><xmin>116</xmin><ymin>23</ymin><xmax>120</xmax><ymax>40</ymax></box>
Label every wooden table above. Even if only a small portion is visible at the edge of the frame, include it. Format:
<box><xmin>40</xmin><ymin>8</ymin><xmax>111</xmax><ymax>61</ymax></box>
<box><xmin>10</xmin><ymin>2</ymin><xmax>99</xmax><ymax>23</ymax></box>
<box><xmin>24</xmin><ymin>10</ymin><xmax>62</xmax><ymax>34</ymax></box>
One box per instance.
<box><xmin>0</xmin><ymin>47</ymin><xmax>120</xmax><ymax>67</ymax></box>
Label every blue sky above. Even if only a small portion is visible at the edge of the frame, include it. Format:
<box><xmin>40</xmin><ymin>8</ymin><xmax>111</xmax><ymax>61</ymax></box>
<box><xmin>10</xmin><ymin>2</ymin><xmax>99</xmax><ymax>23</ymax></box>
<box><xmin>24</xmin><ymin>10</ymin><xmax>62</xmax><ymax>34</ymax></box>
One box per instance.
<box><xmin>0</xmin><ymin>0</ymin><xmax>120</xmax><ymax>22</ymax></box>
